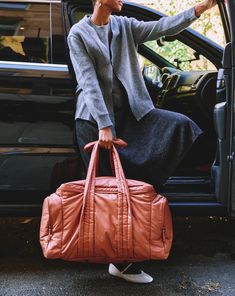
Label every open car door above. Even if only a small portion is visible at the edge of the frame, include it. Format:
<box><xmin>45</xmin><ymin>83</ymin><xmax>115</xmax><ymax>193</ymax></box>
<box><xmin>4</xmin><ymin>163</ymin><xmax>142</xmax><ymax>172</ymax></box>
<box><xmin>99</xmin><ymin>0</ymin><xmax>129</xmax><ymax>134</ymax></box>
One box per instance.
<box><xmin>62</xmin><ymin>0</ymin><xmax>233</xmax><ymax>216</ymax></box>
<box><xmin>227</xmin><ymin>0</ymin><xmax>235</xmax><ymax>216</ymax></box>
<box><xmin>216</xmin><ymin>0</ymin><xmax>235</xmax><ymax>216</ymax></box>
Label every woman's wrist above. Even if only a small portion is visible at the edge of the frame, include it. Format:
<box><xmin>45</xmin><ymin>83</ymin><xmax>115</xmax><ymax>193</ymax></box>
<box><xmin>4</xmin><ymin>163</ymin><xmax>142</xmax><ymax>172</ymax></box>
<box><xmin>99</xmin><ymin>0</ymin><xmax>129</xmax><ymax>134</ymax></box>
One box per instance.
<box><xmin>194</xmin><ymin>0</ymin><xmax>216</xmax><ymax>17</ymax></box>
<box><xmin>194</xmin><ymin>2</ymin><xmax>207</xmax><ymax>17</ymax></box>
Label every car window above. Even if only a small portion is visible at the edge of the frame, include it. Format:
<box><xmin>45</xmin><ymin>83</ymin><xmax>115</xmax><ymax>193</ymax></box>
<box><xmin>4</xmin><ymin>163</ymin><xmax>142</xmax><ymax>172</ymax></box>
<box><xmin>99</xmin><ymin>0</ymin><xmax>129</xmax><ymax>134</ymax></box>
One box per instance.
<box><xmin>0</xmin><ymin>2</ymin><xmax>50</xmax><ymax>63</ymax></box>
<box><xmin>128</xmin><ymin>0</ymin><xmax>226</xmax><ymax>48</ymax></box>
<box><xmin>144</xmin><ymin>39</ymin><xmax>216</xmax><ymax>71</ymax></box>
<box><xmin>51</xmin><ymin>3</ymin><xmax>67</xmax><ymax>64</ymax></box>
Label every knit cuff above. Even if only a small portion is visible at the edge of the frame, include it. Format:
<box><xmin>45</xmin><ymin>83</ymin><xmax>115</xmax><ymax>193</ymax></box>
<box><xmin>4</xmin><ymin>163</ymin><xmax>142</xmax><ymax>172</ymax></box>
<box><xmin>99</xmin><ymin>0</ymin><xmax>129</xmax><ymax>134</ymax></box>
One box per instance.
<box><xmin>185</xmin><ymin>6</ymin><xmax>200</xmax><ymax>22</ymax></box>
<box><xmin>97</xmin><ymin>114</ymin><xmax>113</xmax><ymax>130</ymax></box>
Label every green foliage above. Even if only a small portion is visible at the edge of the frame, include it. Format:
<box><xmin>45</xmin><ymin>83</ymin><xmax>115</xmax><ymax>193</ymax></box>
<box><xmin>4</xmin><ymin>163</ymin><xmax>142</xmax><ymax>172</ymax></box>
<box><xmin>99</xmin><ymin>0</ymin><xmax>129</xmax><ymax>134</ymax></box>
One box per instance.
<box><xmin>130</xmin><ymin>0</ymin><xmax>225</xmax><ymax>47</ymax></box>
<box><xmin>131</xmin><ymin>0</ymin><xmax>224</xmax><ymax>71</ymax></box>
<box><xmin>146</xmin><ymin>40</ymin><xmax>194</xmax><ymax>70</ymax></box>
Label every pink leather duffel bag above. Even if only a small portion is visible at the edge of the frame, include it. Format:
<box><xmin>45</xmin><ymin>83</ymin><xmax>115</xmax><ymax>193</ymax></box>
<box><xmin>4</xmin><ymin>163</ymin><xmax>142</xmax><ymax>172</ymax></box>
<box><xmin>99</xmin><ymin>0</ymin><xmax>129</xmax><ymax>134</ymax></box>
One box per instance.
<box><xmin>40</xmin><ymin>139</ymin><xmax>173</xmax><ymax>263</ymax></box>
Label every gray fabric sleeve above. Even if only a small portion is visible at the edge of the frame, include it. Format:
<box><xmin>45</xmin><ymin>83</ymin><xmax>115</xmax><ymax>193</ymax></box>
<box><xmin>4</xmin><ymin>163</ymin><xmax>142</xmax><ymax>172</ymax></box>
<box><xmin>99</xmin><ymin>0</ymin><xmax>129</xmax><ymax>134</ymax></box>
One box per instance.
<box><xmin>67</xmin><ymin>34</ymin><xmax>113</xmax><ymax>130</ymax></box>
<box><xmin>129</xmin><ymin>7</ymin><xmax>199</xmax><ymax>45</ymax></box>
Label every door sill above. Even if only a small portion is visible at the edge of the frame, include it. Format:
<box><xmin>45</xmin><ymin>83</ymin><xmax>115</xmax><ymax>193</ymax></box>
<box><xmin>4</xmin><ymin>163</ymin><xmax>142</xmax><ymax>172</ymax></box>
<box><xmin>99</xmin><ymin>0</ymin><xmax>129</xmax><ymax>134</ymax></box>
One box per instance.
<box><xmin>158</xmin><ymin>175</ymin><xmax>215</xmax><ymax>202</ymax></box>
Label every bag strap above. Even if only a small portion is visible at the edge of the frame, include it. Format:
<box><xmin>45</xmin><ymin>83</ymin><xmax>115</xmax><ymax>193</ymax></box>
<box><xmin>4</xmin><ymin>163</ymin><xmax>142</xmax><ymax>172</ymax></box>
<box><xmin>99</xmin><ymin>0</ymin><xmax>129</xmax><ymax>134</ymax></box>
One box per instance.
<box><xmin>110</xmin><ymin>143</ymin><xmax>133</xmax><ymax>257</ymax></box>
<box><xmin>83</xmin><ymin>138</ymin><xmax>127</xmax><ymax>176</ymax></box>
<box><xmin>79</xmin><ymin>140</ymin><xmax>133</xmax><ymax>258</ymax></box>
<box><xmin>83</xmin><ymin>138</ymin><xmax>127</xmax><ymax>152</ymax></box>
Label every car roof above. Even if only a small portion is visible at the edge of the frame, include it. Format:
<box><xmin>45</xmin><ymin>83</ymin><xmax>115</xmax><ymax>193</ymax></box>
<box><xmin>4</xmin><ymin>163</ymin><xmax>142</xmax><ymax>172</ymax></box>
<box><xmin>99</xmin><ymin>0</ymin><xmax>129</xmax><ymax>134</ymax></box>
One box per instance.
<box><xmin>0</xmin><ymin>0</ymin><xmax>60</xmax><ymax>3</ymax></box>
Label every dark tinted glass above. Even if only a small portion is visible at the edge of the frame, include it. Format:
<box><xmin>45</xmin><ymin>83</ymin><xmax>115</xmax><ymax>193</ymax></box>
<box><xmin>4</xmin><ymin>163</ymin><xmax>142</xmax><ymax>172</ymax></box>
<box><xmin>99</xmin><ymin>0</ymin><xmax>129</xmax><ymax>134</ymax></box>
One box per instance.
<box><xmin>0</xmin><ymin>3</ymin><xmax>50</xmax><ymax>63</ymax></box>
<box><xmin>51</xmin><ymin>3</ymin><xmax>67</xmax><ymax>64</ymax></box>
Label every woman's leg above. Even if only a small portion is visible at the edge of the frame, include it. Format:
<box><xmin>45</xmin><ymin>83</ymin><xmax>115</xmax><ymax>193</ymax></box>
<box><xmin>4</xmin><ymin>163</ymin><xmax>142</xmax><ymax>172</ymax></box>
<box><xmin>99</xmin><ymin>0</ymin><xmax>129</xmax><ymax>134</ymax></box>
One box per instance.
<box><xmin>114</xmin><ymin>107</ymin><xmax>204</xmax><ymax>188</ymax></box>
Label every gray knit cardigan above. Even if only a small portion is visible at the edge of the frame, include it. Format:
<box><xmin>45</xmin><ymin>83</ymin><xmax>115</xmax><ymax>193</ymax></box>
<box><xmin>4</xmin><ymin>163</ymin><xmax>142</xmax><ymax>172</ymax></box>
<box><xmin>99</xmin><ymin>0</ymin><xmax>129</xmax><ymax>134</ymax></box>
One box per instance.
<box><xmin>67</xmin><ymin>7</ymin><xmax>198</xmax><ymax>130</ymax></box>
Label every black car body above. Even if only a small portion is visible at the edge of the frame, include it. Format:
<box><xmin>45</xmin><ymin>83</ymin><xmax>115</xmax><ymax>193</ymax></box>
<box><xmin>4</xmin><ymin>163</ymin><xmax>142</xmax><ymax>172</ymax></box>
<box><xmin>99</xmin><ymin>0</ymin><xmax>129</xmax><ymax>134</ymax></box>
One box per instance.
<box><xmin>0</xmin><ymin>0</ymin><xmax>234</xmax><ymax>217</ymax></box>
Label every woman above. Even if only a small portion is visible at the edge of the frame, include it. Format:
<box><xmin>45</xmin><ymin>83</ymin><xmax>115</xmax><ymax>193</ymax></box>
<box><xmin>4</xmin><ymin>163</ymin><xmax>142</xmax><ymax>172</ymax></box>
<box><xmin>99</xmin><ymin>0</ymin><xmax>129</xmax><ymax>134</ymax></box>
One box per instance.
<box><xmin>68</xmin><ymin>0</ymin><xmax>216</xmax><ymax>284</ymax></box>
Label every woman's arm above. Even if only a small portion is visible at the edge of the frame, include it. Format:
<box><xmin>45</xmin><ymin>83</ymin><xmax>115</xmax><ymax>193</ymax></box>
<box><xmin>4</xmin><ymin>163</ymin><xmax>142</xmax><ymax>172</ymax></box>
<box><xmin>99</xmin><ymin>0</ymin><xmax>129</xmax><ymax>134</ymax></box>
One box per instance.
<box><xmin>129</xmin><ymin>0</ymin><xmax>216</xmax><ymax>45</ymax></box>
<box><xmin>67</xmin><ymin>34</ymin><xmax>113</xmax><ymax>131</ymax></box>
<box><xmin>67</xmin><ymin>34</ymin><xmax>114</xmax><ymax>149</ymax></box>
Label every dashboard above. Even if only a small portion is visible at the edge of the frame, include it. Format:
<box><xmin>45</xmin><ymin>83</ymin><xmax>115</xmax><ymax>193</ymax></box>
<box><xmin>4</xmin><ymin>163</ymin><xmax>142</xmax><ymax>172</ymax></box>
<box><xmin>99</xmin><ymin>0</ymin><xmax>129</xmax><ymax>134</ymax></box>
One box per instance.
<box><xmin>155</xmin><ymin>67</ymin><xmax>218</xmax><ymax>131</ymax></box>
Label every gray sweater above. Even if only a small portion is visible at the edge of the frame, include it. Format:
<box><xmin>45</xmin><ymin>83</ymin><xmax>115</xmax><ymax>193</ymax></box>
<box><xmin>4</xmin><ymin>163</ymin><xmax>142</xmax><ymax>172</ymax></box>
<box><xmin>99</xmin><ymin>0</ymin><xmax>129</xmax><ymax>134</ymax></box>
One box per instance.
<box><xmin>67</xmin><ymin>7</ymin><xmax>199</xmax><ymax>133</ymax></box>
<box><xmin>87</xmin><ymin>15</ymin><xmax>125</xmax><ymax>110</ymax></box>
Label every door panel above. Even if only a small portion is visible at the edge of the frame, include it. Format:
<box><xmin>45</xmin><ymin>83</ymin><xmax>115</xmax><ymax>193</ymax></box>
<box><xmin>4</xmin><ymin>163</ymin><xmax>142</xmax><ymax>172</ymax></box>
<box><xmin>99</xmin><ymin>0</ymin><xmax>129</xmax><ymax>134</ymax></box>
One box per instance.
<box><xmin>226</xmin><ymin>0</ymin><xmax>235</xmax><ymax>216</ymax></box>
<box><xmin>217</xmin><ymin>0</ymin><xmax>235</xmax><ymax>216</ymax></box>
<box><xmin>0</xmin><ymin>2</ymin><xmax>80</xmax><ymax>209</ymax></box>
<box><xmin>0</xmin><ymin>63</ymin><xmax>80</xmax><ymax>199</ymax></box>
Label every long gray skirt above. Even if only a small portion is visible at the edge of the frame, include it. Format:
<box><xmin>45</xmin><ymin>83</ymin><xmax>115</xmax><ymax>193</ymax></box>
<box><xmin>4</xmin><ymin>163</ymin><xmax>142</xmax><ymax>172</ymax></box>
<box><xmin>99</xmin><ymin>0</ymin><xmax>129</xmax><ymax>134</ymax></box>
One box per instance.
<box><xmin>75</xmin><ymin>98</ymin><xmax>203</xmax><ymax>188</ymax></box>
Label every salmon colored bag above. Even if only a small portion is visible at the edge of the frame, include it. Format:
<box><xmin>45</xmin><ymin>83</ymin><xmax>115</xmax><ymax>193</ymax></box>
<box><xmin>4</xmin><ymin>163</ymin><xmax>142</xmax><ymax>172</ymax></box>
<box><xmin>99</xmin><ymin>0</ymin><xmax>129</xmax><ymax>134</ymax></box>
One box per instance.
<box><xmin>40</xmin><ymin>139</ymin><xmax>173</xmax><ymax>263</ymax></box>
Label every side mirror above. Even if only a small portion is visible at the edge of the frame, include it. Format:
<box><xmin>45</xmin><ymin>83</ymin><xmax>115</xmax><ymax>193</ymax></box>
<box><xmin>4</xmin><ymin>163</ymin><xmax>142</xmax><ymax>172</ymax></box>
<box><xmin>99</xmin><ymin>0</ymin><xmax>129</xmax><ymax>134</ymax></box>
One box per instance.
<box><xmin>193</xmin><ymin>51</ymin><xmax>200</xmax><ymax>60</ymax></box>
<box><xmin>174</xmin><ymin>51</ymin><xmax>201</xmax><ymax>68</ymax></box>
<box><xmin>156</xmin><ymin>35</ymin><xmax>177</xmax><ymax>47</ymax></box>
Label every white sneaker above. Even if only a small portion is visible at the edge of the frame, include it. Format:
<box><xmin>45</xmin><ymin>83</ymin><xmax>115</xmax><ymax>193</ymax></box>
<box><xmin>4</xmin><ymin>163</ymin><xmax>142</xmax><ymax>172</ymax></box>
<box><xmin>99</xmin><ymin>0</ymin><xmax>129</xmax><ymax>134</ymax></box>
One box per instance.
<box><xmin>108</xmin><ymin>263</ymin><xmax>153</xmax><ymax>284</ymax></box>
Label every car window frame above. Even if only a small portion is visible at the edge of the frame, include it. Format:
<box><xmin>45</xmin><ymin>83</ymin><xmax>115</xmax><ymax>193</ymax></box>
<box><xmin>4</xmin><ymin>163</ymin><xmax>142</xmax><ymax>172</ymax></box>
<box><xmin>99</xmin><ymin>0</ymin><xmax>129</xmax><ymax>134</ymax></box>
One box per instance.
<box><xmin>0</xmin><ymin>1</ymin><xmax>68</xmax><ymax>66</ymax></box>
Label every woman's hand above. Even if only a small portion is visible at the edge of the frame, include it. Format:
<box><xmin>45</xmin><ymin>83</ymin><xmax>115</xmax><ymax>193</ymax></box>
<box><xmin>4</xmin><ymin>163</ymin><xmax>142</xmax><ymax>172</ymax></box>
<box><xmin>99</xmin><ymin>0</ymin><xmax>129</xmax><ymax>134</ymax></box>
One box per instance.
<box><xmin>195</xmin><ymin>0</ymin><xmax>217</xmax><ymax>17</ymax></box>
<box><xmin>203</xmin><ymin>0</ymin><xmax>217</xmax><ymax>9</ymax></box>
<box><xmin>99</xmin><ymin>127</ymin><xmax>113</xmax><ymax>149</ymax></box>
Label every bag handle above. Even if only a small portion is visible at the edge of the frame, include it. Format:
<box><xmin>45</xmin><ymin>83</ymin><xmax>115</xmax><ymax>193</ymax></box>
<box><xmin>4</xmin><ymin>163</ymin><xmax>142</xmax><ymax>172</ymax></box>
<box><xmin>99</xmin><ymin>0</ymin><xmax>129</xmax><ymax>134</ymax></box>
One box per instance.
<box><xmin>83</xmin><ymin>138</ymin><xmax>128</xmax><ymax>152</ymax></box>
<box><xmin>83</xmin><ymin>138</ymin><xmax>127</xmax><ymax>176</ymax></box>
<box><xmin>78</xmin><ymin>139</ymin><xmax>133</xmax><ymax>259</ymax></box>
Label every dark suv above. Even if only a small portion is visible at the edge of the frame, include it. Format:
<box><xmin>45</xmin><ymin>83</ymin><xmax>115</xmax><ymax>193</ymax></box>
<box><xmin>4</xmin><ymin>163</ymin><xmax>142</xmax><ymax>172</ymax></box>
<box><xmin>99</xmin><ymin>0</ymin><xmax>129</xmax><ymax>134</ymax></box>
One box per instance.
<box><xmin>0</xmin><ymin>0</ymin><xmax>234</xmax><ymax>217</ymax></box>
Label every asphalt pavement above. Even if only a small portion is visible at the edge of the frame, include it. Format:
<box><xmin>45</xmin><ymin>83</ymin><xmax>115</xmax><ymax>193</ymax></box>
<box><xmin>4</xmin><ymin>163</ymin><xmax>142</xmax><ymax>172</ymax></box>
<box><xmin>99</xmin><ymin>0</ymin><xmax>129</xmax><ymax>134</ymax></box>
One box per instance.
<box><xmin>0</xmin><ymin>216</ymin><xmax>234</xmax><ymax>296</ymax></box>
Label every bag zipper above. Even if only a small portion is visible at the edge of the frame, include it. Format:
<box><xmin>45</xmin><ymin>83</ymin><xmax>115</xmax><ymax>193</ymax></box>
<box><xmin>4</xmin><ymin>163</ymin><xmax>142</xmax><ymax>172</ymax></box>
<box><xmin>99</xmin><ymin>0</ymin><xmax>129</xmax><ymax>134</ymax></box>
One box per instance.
<box><xmin>162</xmin><ymin>227</ymin><xmax>166</xmax><ymax>243</ymax></box>
<box><xmin>48</xmin><ymin>225</ymin><xmax>52</xmax><ymax>240</ymax></box>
